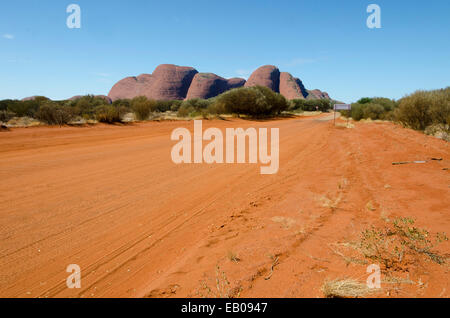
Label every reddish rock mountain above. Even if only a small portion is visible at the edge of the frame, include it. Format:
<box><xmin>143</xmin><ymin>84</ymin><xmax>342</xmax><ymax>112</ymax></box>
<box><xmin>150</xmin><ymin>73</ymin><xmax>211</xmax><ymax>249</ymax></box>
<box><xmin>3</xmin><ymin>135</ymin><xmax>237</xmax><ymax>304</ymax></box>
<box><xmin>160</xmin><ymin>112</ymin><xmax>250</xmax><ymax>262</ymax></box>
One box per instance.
<box><xmin>227</xmin><ymin>78</ymin><xmax>246</xmax><ymax>90</ymax></box>
<box><xmin>186</xmin><ymin>73</ymin><xmax>246</xmax><ymax>99</ymax></box>
<box><xmin>108</xmin><ymin>65</ymin><xmax>197</xmax><ymax>101</ymax></box>
<box><xmin>186</xmin><ymin>73</ymin><xmax>228</xmax><ymax>100</ymax></box>
<box><xmin>150</xmin><ymin>64</ymin><xmax>198</xmax><ymax>100</ymax></box>
<box><xmin>279</xmin><ymin>72</ymin><xmax>308</xmax><ymax>100</ymax></box>
<box><xmin>107</xmin><ymin>64</ymin><xmax>331</xmax><ymax>101</ymax></box>
<box><xmin>307</xmin><ymin>89</ymin><xmax>330</xmax><ymax>100</ymax></box>
<box><xmin>108</xmin><ymin>74</ymin><xmax>154</xmax><ymax>101</ymax></box>
<box><xmin>244</xmin><ymin>65</ymin><xmax>280</xmax><ymax>92</ymax></box>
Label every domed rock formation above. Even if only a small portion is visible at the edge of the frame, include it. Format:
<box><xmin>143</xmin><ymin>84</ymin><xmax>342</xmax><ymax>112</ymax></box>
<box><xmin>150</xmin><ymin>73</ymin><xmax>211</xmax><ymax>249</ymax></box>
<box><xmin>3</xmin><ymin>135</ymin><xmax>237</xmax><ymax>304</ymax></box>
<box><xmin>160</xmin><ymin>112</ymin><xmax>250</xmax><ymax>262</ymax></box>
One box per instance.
<box><xmin>227</xmin><ymin>78</ymin><xmax>246</xmax><ymax>90</ymax></box>
<box><xmin>279</xmin><ymin>72</ymin><xmax>308</xmax><ymax>100</ymax></box>
<box><xmin>148</xmin><ymin>64</ymin><xmax>198</xmax><ymax>100</ymax></box>
<box><xmin>108</xmin><ymin>64</ymin><xmax>331</xmax><ymax>102</ymax></box>
<box><xmin>307</xmin><ymin>89</ymin><xmax>330</xmax><ymax>100</ymax></box>
<box><xmin>108</xmin><ymin>65</ymin><xmax>197</xmax><ymax>101</ymax></box>
<box><xmin>108</xmin><ymin>74</ymin><xmax>153</xmax><ymax>101</ymax></box>
<box><xmin>244</xmin><ymin>65</ymin><xmax>280</xmax><ymax>92</ymax></box>
<box><xmin>186</xmin><ymin>73</ymin><xmax>229</xmax><ymax>100</ymax></box>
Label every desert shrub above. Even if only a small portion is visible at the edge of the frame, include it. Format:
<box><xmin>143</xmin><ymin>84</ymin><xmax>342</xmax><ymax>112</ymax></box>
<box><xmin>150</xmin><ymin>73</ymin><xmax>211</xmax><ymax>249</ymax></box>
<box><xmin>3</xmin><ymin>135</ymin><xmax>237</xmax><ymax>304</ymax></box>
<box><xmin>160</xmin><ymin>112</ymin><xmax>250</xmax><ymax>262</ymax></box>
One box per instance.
<box><xmin>350</xmin><ymin>103</ymin><xmax>364</xmax><ymax>121</ymax></box>
<box><xmin>112</xmin><ymin>99</ymin><xmax>131</xmax><ymax>109</ymax></box>
<box><xmin>95</xmin><ymin>105</ymin><xmax>126</xmax><ymax>123</ymax></box>
<box><xmin>36</xmin><ymin>102</ymin><xmax>75</xmax><ymax>126</ymax></box>
<box><xmin>176</xmin><ymin>99</ymin><xmax>217</xmax><ymax>118</ymax></box>
<box><xmin>214</xmin><ymin>87</ymin><xmax>267</xmax><ymax>116</ymax></box>
<box><xmin>152</xmin><ymin>100</ymin><xmax>182</xmax><ymax>112</ymax></box>
<box><xmin>349</xmin><ymin>98</ymin><xmax>397</xmax><ymax>121</ymax></box>
<box><xmin>0</xmin><ymin>99</ymin><xmax>14</xmax><ymax>111</ymax></box>
<box><xmin>359</xmin><ymin>217</ymin><xmax>447</xmax><ymax>270</ymax></box>
<box><xmin>154</xmin><ymin>100</ymin><xmax>171</xmax><ymax>112</ymax></box>
<box><xmin>290</xmin><ymin>99</ymin><xmax>331</xmax><ymax>112</ymax></box>
<box><xmin>393</xmin><ymin>88</ymin><xmax>449</xmax><ymax>131</ymax></box>
<box><xmin>131</xmin><ymin>96</ymin><xmax>156</xmax><ymax>120</ymax></box>
<box><xmin>177</xmin><ymin>104</ymin><xmax>196</xmax><ymax>117</ymax></box>
<box><xmin>357</xmin><ymin>97</ymin><xmax>373</xmax><ymax>104</ymax></box>
<box><xmin>256</xmin><ymin>86</ymin><xmax>289</xmax><ymax>114</ymax></box>
<box><xmin>395</xmin><ymin>91</ymin><xmax>435</xmax><ymax>130</ymax></box>
<box><xmin>69</xmin><ymin>95</ymin><xmax>110</xmax><ymax>118</ymax></box>
<box><xmin>0</xmin><ymin>110</ymin><xmax>15</xmax><ymax>122</ymax></box>
<box><xmin>205</xmin><ymin>102</ymin><xmax>225</xmax><ymax>116</ymax></box>
<box><xmin>372</xmin><ymin>97</ymin><xmax>397</xmax><ymax>112</ymax></box>
<box><xmin>5</xmin><ymin>97</ymin><xmax>49</xmax><ymax>117</ymax></box>
<box><xmin>362</xmin><ymin>103</ymin><xmax>385</xmax><ymax>120</ymax></box>
<box><xmin>169</xmin><ymin>100</ymin><xmax>183</xmax><ymax>112</ymax></box>
<box><xmin>182</xmin><ymin>98</ymin><xmax>211</xmax><ymax>111</ymax></box>
<box><xmin>214</xmin><ymin>86</ymin><xmax>289</xmax><ymax>117</ymax></box>
<box><xmin>428</xmin><ymin>87</ymin><xmax>450</xmax><ymax>133</ymax></box>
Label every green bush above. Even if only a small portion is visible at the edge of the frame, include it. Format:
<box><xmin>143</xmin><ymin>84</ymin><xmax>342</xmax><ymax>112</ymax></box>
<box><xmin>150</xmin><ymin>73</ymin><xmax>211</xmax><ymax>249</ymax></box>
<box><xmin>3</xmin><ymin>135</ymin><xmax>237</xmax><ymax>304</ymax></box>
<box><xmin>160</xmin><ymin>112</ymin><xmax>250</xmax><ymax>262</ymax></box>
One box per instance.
<box><xmin>290</xmin><ymin>99</ymin><xmax>332</xmax><ymax>112</ymax></box>
<box><xmin>95</xmin><ymin>105</ymin><xmax>126</xmax><ymax>123</ymax></box>
<box><xmin>36</xmin><ymin>102</ymin><xmax>75</xmax><ymax>126</ymax></box>
<box><xmin>152</xmin><ymin>100</ymin><xmax>183</xmax><ymax>112</ymax></box>
<box><xmin>362</xmin><ymin>103</ymin><xmax>385</xmax><ymax>120</ymax></box>
<box><xmin>395</xmin><ymin>91</ymin><xmax>435</xmax><ymax>130</ymax></box>
<box><xmin>112</xmin><ymin>99</ymin><xmax>131</xmax><ymax>110</ymax></box>
<box><xmin>350</xmin><ymin>103</ymin><xmax>364</xmax><ymax>121</ymax></box>
<box><xmin>349</xmin><ymin>97</ymin><xmax>397</xmax><ymax>121</ymax></box>
<box><xmin>177</xmin><ymin>104</ymin><xmax>196</xmax><ymax>117</ymax></box>
<box><xmin>213</xmin><ymin>86</ymin><xmax>288</xmax><ymax>117</ymax></box>
<box><xmin>0</xmin><ymin>110</ymin><xmax>15</xmax><ymax>122</ymax></box>
<box><xmin>428</xmin><ymin>88</ymin><xmax>450</xmax><ymax>133</ymax></box>
<box><xmin>350</xmin><ymin>89</ymin><xmax>448</xmax><ymax>132</ymax></box>
<box><xmin>182</xmin><ymin>98</ymin><xmax>211</xmax><ymax>110</ymax></box>
<box><xmin>5</xmin><ymin>97</ymin><xmax>49</xmax><ymax>117</ymax></box>
<box><xmin>169</xmin><ymin>100</ymin><xmax>183</xmax><ymax>112</ymax></box>
<box><xmin>69</xmin><ymin>95</ymin><xmax>110</xmax><ymax>118</ymax></box>
<box><xmin>131</xmin><ymin>96</ymin><xmax>156</xmax><ymax>121</ymax></box>
<box><xmin>371</xmin><ymin>97</ymin><xmax>397</xmax><ymax>112</ymax></box>
<box><xmin>357</xmin><ymin>97</ymin><xmax>373</xmax><ymax>104</ymax></box>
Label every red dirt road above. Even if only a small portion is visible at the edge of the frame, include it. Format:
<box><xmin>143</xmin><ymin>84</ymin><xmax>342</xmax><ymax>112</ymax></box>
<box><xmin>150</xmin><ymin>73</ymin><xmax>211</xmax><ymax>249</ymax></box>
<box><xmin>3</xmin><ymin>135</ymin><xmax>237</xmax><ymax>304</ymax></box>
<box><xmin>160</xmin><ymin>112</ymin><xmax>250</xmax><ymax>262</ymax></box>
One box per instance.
<box><xmin>0</xmin><ymin>115</ymin><xmax>449</xmax><ymax>298</ymax></box>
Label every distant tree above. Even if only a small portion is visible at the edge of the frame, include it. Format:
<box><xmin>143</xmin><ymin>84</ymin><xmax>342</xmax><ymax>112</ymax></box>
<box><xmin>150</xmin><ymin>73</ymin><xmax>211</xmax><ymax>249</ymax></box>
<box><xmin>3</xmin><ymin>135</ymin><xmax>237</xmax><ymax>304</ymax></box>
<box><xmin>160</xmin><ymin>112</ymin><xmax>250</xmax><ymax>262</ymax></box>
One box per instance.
<box><xmin>357</xmin><ymin>97</ymin><xmax>373</xmax><ymax>104</ymax></box>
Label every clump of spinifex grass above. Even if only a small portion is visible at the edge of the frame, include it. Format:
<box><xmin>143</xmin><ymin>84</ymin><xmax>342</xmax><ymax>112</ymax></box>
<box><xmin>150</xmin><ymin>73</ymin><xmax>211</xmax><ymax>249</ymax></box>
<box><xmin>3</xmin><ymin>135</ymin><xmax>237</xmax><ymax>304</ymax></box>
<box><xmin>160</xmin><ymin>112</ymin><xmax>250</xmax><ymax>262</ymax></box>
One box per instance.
<box><xmin>322</xmin><ymin>279</ymin><xmax>379</xmax><ymax>298</ymax></box>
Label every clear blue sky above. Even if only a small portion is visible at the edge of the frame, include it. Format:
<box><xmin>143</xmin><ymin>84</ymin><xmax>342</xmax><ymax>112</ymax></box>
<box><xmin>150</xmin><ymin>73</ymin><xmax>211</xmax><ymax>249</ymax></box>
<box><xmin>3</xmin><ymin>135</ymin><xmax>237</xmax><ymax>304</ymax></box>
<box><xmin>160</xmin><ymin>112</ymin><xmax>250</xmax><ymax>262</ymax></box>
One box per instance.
<box><xmin>0</xmin><ymin>0</ymin><xmax>449</xmax><ymax>102</ymax></box>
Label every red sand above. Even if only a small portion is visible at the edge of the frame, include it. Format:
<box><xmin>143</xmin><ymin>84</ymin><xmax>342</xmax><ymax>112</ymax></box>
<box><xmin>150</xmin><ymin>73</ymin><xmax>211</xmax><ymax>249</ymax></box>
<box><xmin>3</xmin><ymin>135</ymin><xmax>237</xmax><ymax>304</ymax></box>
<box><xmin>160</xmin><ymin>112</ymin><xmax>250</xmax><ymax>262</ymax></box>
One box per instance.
<box><xmin>0</xmin><ymin>115</ymin><xmax>448</xmax><ymax>298</ymax></box>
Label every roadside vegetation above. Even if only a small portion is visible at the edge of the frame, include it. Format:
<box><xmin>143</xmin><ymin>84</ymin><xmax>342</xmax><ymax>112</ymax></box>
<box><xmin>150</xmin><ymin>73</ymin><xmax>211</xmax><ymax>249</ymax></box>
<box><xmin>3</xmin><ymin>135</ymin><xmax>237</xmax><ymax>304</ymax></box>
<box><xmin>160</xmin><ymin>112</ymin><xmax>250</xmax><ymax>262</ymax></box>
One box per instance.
<box><xmin>324</xmin><ymin>217</ymin><xmax>448</xmax><ymax>298</ymax></box>
<box><xmin>0</xmin><ymin>86</ymin><xmax>328</xmax><ymax>126</ymax></box>
<box><xmin>341</xmin><ymin>87</ymin><xmax>449</xmax><ymax>140</ymax></box>
<box><xmin>2</xmin><ymin>87</ymin><xmax>448</xmax><ymax>141</ymax></box>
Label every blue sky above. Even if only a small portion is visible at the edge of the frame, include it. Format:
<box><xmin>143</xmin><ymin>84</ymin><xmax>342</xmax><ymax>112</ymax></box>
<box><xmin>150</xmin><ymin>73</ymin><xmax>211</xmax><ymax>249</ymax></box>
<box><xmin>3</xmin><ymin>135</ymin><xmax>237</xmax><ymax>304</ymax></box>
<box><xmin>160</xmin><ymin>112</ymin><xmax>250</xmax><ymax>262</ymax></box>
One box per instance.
<box><xmin>0</xmin><ymin>0</ymin><xmax>448</xmax><ymax>102</ymax></box>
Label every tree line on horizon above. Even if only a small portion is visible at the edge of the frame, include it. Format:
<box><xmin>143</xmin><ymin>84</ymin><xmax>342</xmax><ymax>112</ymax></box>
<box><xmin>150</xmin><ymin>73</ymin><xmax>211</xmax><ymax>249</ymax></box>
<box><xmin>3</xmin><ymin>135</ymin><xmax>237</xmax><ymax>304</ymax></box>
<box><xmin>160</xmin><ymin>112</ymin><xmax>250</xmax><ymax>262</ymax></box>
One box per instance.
<box><xmin>0</xmin><ymin>86</ymin><xmax>448</xmax><ymax>139</ymax></box>
<box><xmin>0</xmin><ymin>86</ymin><xmax>334</xmax><ymax>125</ymax></box>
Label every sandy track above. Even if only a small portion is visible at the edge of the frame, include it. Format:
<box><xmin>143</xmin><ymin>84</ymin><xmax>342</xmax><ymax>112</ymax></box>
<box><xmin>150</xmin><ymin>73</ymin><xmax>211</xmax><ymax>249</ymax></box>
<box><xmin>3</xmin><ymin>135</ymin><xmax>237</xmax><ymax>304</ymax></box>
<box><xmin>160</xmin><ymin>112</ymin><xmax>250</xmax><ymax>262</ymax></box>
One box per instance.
<box><xmin>0</xmin><ymin>115</ymin><xmax>448</xmax><ymax>298</ymax></box>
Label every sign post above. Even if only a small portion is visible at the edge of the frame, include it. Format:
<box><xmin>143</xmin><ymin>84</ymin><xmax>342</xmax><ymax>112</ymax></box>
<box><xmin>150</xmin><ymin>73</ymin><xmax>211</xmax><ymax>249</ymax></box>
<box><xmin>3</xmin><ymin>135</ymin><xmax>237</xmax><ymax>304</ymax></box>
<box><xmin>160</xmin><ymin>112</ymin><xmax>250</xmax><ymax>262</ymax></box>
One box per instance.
<box><xmin>333</xmin><ymin>104</ymin><xmax>352</xmax><ymax>126</ymax></box>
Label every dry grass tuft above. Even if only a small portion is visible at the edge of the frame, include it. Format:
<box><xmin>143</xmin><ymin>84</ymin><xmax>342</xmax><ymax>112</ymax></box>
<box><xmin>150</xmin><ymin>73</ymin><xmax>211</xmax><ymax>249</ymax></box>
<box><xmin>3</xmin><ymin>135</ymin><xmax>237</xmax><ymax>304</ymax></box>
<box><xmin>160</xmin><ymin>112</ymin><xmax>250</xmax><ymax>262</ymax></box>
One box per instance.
<box><xmin>322</xmin><ymin>279</ymin><xmax>379</xmax><ymax>298</ymax></box>
<box><xmin>318</xmin><ymin>194</ymin><xmax>342</xmax><ymax>211</ymax></box>
<box><xmin>366</xmin><ymin>201</ymin><xmax>376</xmax><ymax>211</ymax></box>
<box><xmin>227</xmin><ymin>251</ymin><xmax>241</xmax><ymax>263</ymax></box>
<box><xmin>271</xmin><ymin>216</ymin><xmax>296</xmax><ymax>229</ymax></box>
